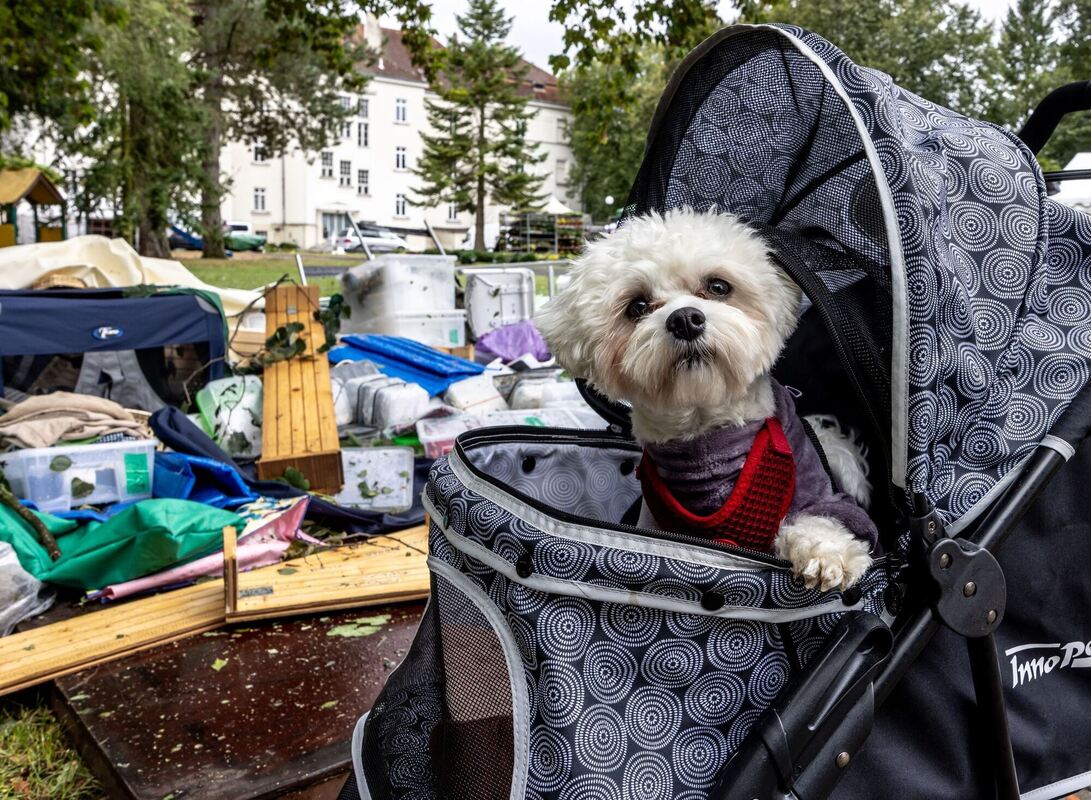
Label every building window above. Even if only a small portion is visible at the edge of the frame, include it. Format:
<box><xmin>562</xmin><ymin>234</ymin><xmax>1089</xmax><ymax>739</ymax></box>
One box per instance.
<box><xmin>339</xmin><ymin>160</ymin><xmax>352</xmax><ymax>187</ymax></box>
<box><xmin>357</xmin><ymin>169</ymin><xmax>369</xmax><ymax>195</ymax></box>
<box><xmin>252</xmin><ymin>144</ymin><xmax>267</xmax><ymax>163</ymax></box>
<box><xmin>555</xmin><ymin>158</ymin><xmax>568</xmax><ymax>185</ymax></box>
<box><xmin>253</xmin><ymin>187</ymin><xmax>266</xmax><ymax>211</ymax></box>
<box><xmin>320</xmin><ymin>151</ymin><xmax>333</xmax><ymax>178</ymax></box>
<box><xmin>357</xmin><ymin>121</ymin><xmax>369</xmax><ymax>148</ymax></box>
<box><xmin>339</xmin><ymin>95</ymin><xmax>351</xmax><ymax>110</ymax></box>
<box><xmin>395</xmin><ymin>146</ymin><xmax>407</xmax><ymax>170</ymax></box>
<box><xmin>395</xmin><ymin>98</ymin><xmax>407</xmax><ymax>123</ymax></box>
<box><xmin>555</xmin><ymin>117</ymin><xmax>566</xmax><ymax>142</ymax></box>
<box><xmin>342</xmin><ymin>120</ymin><xmax>352</xmax><ymax>138</ymax></box>
<box><xmin>395</xmin><ymin>193</ymin><xmax>407</xmax><ymax>216</ymax></box>
<box><xmin>447</xmin><ymin>201</ymin><xmax>458</xmax><ymax>221</ymax></box>
<box><xmin>358</xmin><ymin>97</ymin><xmax>369</xmax><ymax>118</ymax></box>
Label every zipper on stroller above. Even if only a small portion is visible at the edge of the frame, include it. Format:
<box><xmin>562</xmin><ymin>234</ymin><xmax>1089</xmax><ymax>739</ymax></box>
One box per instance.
<box><xmin>452</xmin><ymin>425</ymin><xmax>795</xmax><ymax>569</ymax></box>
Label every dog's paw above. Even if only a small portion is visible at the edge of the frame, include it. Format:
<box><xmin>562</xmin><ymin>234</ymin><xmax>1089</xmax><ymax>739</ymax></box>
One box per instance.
<box><xmin>774</xmin><ymin>515</ymin><xmax>872</xmax><ymax>592</ymax></box>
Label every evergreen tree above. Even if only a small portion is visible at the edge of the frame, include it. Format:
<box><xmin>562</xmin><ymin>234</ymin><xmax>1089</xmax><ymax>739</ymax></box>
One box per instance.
<box><xmin>1041</xmin><ymin>0</ymin><xmax>1091</xmax><ymax>170</ymax></box>
<box><xmin>413</xmin><ymin>0</ymin><xmax>546</xmax><ymax>251</ymax></box>
<box><xmin>983</xmin><ymin>0</ymin><xmax>1060</xmax><ymax>130</ymax></box>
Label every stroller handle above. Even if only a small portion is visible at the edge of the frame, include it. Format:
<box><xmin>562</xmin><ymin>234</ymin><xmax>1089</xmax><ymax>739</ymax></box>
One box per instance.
<box><xmin>1016</xmin><ymin>81</ymin><xmax>1091</xmax><ymax>155</ymax></box>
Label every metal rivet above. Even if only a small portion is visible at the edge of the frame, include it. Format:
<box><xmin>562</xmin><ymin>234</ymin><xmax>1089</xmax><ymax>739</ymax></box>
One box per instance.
<box><xmin>963</xmin><ymin>581</ymin><xmax>977</xmax><ymax>597</ymax></box>
<box><xmin>836</xmin><ymin>751</ymin><xmax>851</xmax><ymax>769</ymax></box>
<box><xmin>939</xmin><ymin>553</ymin><xmax>951</xmax><ymax>569</ymax></box>
<box><xmin>515</xmin><ymin>555</ymin><xmax>533</xmax><ymax>578</ymax></box>
<box><xmin>927</xmin><ymin>520</ymin><xmax>936</xmax><ymax>532</ymax></box>
<box><xmin>986</xmin><ymin>609</ymin><xmax>997</xmax><ymax>624</ymax></box>
<box><xmin>521</xmin><ymin>456</ymin><xmax>537</xmax><ymax>474</ymax></box>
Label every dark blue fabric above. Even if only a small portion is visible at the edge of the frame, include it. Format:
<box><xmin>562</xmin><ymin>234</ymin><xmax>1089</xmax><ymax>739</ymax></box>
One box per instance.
<box><xmin>0</xmin><ymin>288</ymin><xmax>226</xmax><ymax>382</ymax></box>
<box><xmin>149</xmin><ymin>406</ymin><xmax>429</xmax><ymax>535</ymax></box>
<box><xmin>154</xmin><ymin>452</ymin><xmax>258</xmax><ymax>509</ymax></box>
<box><xmin>328</xmin><ymin>334</ymin><xmax>483</xmax><ymax>396</ymax></box>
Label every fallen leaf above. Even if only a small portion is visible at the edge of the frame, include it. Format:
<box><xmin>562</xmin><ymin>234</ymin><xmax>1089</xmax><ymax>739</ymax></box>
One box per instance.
<box><xmin>211</xmin><ymin>658</ymin><xmax>229</xmax><ymax>672</ymax></box>
<box><xmin>49</xmin><ymin>455</ymin><xmax>73</xmax><ymax>472</ymax></box>
<box><xmin>277</xmin><ymin>567</ymin><xmax>298</xmax><ymax>576</ymax></box>
<box><xmin>319</xmin><ymin>700</ymin><xmax>338</xmax><ymax>710</ymax></box>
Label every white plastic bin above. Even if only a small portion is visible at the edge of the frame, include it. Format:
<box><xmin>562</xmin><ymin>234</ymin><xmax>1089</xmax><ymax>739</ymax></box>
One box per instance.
<box><xmin>416</xmin><ymin>416</ymin><xmax>475</xmax><ymax>459</ymax></box>
<box><xmin>350</xmin><ymin>310</ymin><xmax>467</xmax><ymax>348</ymax></box>
<box><xmin>334</xmin><ymin>447</ymin><xmax>416</xmax><ymax>512</ymax></box>
<box><xmin>341</xmin><ymin>255</ymin><xmax>457</xmax><ymax>324</ymax></box>
<box><xmin>460</xmin><ymin>267</ymin><xmax>536</xmax><ymax>337</ymax></box>
<box><xmin>4</xmin><ymin>439</ymin><xmax>158</xmax><ymax>513</ymax></box>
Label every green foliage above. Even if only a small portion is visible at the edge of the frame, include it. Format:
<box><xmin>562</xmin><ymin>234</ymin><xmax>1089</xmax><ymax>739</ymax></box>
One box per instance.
<box><xmin>314</xmin><ymin>292</ymin><xmax>351</xmax><ymax>353</ymax></box>
<box><xmin>63</xmin><ymin>0</ymin><xmax>204</xmax><ymax>257</ymax></box>
<box><xmin>278</xmin><ymin>466</ymin><xmax>311</xmax><ymax>491</ymax></box>
<box><xmin>561</xmin><ymin>47</ymin><xmax>667</xmax><ymax>222</ymax></box>
<box><xmin>0</xmin><ymin>0</ymin><xmax>122</xmax><ymax>134</ymax></box>
<box><xmin>412</xmin><ymin>0</ymin><xmax>547</xmax><ymax>250</ymax></box>
<box><xmin>0</xmin><ymin>702</ymin><xmax>102</xmax><ymax>800</ymax></box>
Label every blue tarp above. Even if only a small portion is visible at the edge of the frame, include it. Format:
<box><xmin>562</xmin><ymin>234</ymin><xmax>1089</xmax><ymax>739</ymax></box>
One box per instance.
<box><xmin>328</xmin><ymin>334</ymin><xmax>484</xmax><ymax>396</ymax></box>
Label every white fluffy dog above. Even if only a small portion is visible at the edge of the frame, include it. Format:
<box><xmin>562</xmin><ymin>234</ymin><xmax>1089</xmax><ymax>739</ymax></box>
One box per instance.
<box><xmin>535</xmin><ymin>208</ymin><xmax>875</xmax><ymax>591</ymax></box>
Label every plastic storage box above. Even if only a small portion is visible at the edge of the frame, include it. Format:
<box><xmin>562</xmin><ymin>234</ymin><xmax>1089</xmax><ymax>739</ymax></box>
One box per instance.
<box><xmin>350</xmin><ymin>310</ymin><xmax>467</xmax><ymax>348</ymax></box>
<box><xmin>5</xmin><ymin>439</ymin><xmax>157</xmax><ymax>513</ymax></box>
<box><xmin>415</xmin><ymin>407</ymin><xmax>609</xmax><ymax>459</ymax></box>
<box><xmin>334</xmin><ymin>447</ymin><xmax>416</xmax><ymax>512</ymax></box>
<box><xmin>341</xmin><ymin>255</ymin><xmax>457</xmax><ymax>323</ymax></box>
<box><xmin>460</xmin><ymin>267</ymin><xmax>536</xmax><ymax>337</ymax></box>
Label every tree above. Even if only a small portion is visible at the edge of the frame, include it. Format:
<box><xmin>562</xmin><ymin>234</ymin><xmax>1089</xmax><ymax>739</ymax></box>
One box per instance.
<box><xmin>413</xmin><ymin>0</ymin><xmax>546</xmax><ymax>251</ymax></box>
<box><xmin>982</xmin><ymin>0</ymin><xmax>1060</xmax><ymax>130</ymax></box>
<box><xmin>562</xmin><ymin>48</ymin><xmax>666</xmax><ymax>221</ymax></box>
<box><xmin>1040</xmin><ymin>0</ymin><xmax>1091</xmax><ymax>170</ymax></box>
<box><xmin>0</xmin><ymin>0</ymin><xmax>121</xmax><ymax>135</ymax></box>
<box><xmin>65</xmin><ymin>0</ymin><xmax>205</xmax><ymax>257</ymax></box>
<box><xmin>191</xmin><ymin>0</ymin><xmax>376</xmax><ymax>257</ymax></box>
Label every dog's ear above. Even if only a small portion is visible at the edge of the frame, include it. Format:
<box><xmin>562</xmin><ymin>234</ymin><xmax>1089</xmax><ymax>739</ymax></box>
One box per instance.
<box><xmin>534</xmin><ymin>285</ymin><xmax>595</xmax><ymax>378</ymax></box>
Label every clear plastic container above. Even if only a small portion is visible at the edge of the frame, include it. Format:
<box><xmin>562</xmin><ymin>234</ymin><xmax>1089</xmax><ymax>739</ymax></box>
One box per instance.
<box><xmin>196</xmin><ymin>375</ymin><xmax>263</xmax><ymax>459</ymax></box>
<box><xmin>334</xmin><ymin>447</ymin><xmax>416</xmax><ymax>512</ymax></box>
<box><xmin>416</xmin><ymin>416</ymin><xmax>475</xmax><ymax>459</ymax></box>
<box><xmin>341</xmin><ymin>255</ymin><xmax>457</xmax><ymax>322</ymax></box>
<box><xmin>349</xmin><ymin>310</ymin><xmax>467</xmax><ymax>348</ymax></box>
<box><xmin>444</xmin><ymin>375</ymin><xmax>507</xmax><ymax>413</ymax></box>
<box><xmin>4</xmin><ymin>439</ymin><xmax>158</xmax><ymax>513</ymax></box>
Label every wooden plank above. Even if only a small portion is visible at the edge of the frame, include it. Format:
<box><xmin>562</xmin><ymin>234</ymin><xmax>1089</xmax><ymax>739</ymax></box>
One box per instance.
<box><xmin>228</xmin><ymin>526</ymin><xmax>429</xmax><ymax>622</ymax></box>
<box><xmin>223</xmin><ymin>525</ymin><xmax>238</xmax><ymax>616</ymax></box>
<box><xmin>0</xmin><ymin>526</ymin><xmax>429</xmax><ymax>696</ymax></box>
<box><xmin>258</xmin><ymin>284</ymin><xmax>343</xmax><ymax>493</ymax></box>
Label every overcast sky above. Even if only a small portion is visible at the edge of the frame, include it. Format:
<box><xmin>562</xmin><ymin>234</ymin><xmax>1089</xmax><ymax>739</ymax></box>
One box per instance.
<box><xmin>386</xmin><ymin>0</ymin><xmax>1012</xmax><ymax>73</ymax></box>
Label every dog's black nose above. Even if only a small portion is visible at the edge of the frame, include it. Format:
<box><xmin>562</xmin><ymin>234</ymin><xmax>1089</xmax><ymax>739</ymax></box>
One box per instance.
<box><xmin>666</xmin><ymin>307</ymin><xmax>706</xmax><ymax>341</ymax></box>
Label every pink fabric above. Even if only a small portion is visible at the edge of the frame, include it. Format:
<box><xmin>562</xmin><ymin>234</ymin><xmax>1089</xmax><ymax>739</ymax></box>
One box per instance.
<box><xmin>96</xmin><ymin>496</ymin><xmax>312</xmax><ymax>601</ymax></box>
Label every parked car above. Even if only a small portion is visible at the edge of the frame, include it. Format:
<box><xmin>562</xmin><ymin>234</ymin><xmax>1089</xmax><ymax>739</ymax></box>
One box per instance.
<box><xmin>167</xmin><ymin>223</ymin><xmax>266</xmax><ymax>252</ymax></box>
<box><xmin>331</xmin><ymin>226</ymin><xmax>409</xmax><ymax>253</ymax></box>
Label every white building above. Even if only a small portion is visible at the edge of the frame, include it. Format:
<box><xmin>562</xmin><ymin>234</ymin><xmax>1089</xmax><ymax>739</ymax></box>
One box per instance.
<box><xmin>218</xmin><ymin>20</ymin><xmax>578</xmax><ymax>251</ymax></box>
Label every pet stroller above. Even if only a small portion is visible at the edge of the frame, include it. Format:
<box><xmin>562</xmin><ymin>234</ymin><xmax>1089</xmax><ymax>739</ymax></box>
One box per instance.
<box><xmin>339</xmin><ymin>24</ymin><xmax>1091</xmax><ymax>800</ymax></box>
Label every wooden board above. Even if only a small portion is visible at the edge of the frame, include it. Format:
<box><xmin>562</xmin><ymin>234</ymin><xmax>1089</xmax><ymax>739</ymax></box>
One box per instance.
<box><xmin>257</xmin><ymin>284</ymin><xmax>344</xmax><ymax>493</ymax></box>
<box><xmin>0</xmin><ymin>527</ymin><xmax>429</xmax><ymax>696</ymax></box>
<box><xmin>227</xmin><ymin>526</ymin><xmax>429</xmax><ymax>622</ymax></box>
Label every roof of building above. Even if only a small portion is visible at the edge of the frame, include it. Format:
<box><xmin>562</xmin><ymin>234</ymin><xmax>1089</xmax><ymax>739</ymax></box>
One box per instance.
<box><xmin>0</xmin><ymin>168</ymin><xmax>64</xmax><ymax>206</ymax></box>
<box><xmin>367</xmin><ymin>26</ymin><xmax>566</xmax><ymax>106</ymax></box>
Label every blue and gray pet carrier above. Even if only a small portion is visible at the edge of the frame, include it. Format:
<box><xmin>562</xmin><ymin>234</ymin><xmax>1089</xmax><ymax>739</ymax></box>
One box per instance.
<box><xmin>341</xmin><ymin>24</ymin><xmax>1091</xmax><ymax>800</ymax></box>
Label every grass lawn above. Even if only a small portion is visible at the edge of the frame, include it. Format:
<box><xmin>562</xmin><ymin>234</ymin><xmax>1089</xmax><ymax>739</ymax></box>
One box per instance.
<box><xmin>0</xmin><ymin>701</ymin><xmax>103</xmax><ymax>799</ymax></box>
<box><xmin>179</xmin><ymin>252</ymin><xmax>360</xmax><ymax>298</ymax></box>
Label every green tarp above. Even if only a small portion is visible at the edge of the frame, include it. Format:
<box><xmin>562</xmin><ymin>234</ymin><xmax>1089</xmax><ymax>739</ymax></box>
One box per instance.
<box><xmin>0</xmin><ymin>499</ymin><xmax>242</xmax><ymax>589</ymax></box>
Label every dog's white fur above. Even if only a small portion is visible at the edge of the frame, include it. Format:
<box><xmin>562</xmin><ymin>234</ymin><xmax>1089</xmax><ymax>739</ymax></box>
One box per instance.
<box><xmin>535</xmin><ymin>208</ymin><xmax>872</xmax><ymax>591</ymax></box>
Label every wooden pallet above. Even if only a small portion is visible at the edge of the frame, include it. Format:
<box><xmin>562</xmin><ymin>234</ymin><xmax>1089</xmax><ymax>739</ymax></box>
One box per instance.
<box><xmin>0</xmin><ymin>527</ymin><xmax>429</xmax><ymax>696</ymax></box>
<box><xmin>257</xmin><ymin>284</ymin><xmax>344</xmax><ymax>493</ymax></box>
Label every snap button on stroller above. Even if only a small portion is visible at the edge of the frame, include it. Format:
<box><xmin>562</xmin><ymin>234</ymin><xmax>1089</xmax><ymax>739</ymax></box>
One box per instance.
<box><xmin>340</xmin><ymin>24</ymin><xmax>1091</xmax><ymax>800</ymax></box>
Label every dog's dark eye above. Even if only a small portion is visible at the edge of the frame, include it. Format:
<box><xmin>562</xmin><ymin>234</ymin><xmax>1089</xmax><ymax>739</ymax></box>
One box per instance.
<box><xmin>706</xmin><ymin>278</ymin><xmax>732</xmax><ymax>297</ymax></box>
<box><xmin>625</xmin><ymin>297</ymin><xmax>650</xmax><ymax>320</ymax></box>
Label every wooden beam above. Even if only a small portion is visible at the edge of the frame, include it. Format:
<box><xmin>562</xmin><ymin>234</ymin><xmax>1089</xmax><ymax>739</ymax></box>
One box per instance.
<box><xmin>0</xmin><ymin>526</ymin><xmax>429</xmax><ymax>696</ymax></box>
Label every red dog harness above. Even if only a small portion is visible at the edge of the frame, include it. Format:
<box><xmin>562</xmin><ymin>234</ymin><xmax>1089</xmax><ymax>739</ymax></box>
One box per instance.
<box><xmin>637</xmin><ymin>418</ymin><xmax>796</xmax><ymax>552</ymax></box>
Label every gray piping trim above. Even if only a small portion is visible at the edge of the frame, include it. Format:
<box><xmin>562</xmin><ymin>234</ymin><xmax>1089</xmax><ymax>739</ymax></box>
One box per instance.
<box><xmin>945</xmin><ymin>455</ymin><xmax>1030</xmax><ymax>536</ymax></box>
<box><xmin>351</xmin><ymin>711</ymin><xmax>372</xmax><ymax>800</ymax></box>
<box><xmin>1021</xmin><ymin>769</ymin><xmax>1091</xmax><ymax>800</ymax></box>
<box><xmin>428</xmin><ymin>556</ymin><xmax>530</xmax><ymax>800</ymax></box>
<box><xmin>446</xmin><ymin>450</ymin><xmax>775</xmax><ymax>572</ymax></box>
<box><xmin>764</xmin><ymin>25</ymin><xmax>909</xmax><ymax>489</ymax></box>
<box><xmin>1040</xmin><ymin>435</ymin><xmax>1076</xmax><ymax>461</ymax></box>
<box><xmin>425</xmin><ymin>494</ymin><xmax>864</xmax><ymax>623</ymax></box>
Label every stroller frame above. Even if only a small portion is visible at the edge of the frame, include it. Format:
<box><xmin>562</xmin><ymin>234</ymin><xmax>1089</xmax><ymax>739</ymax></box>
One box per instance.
<box><xmin>572</xmin><ymin>36</ymin><xmax>1091</xmax><ymax>798</ymax></box>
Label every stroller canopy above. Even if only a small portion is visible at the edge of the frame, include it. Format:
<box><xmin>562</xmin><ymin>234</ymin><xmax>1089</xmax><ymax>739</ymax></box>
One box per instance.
<box><xmin>624</xmin><ymin>23</ymin><xmax>1091</xmax><ymax>528</ymax></box>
